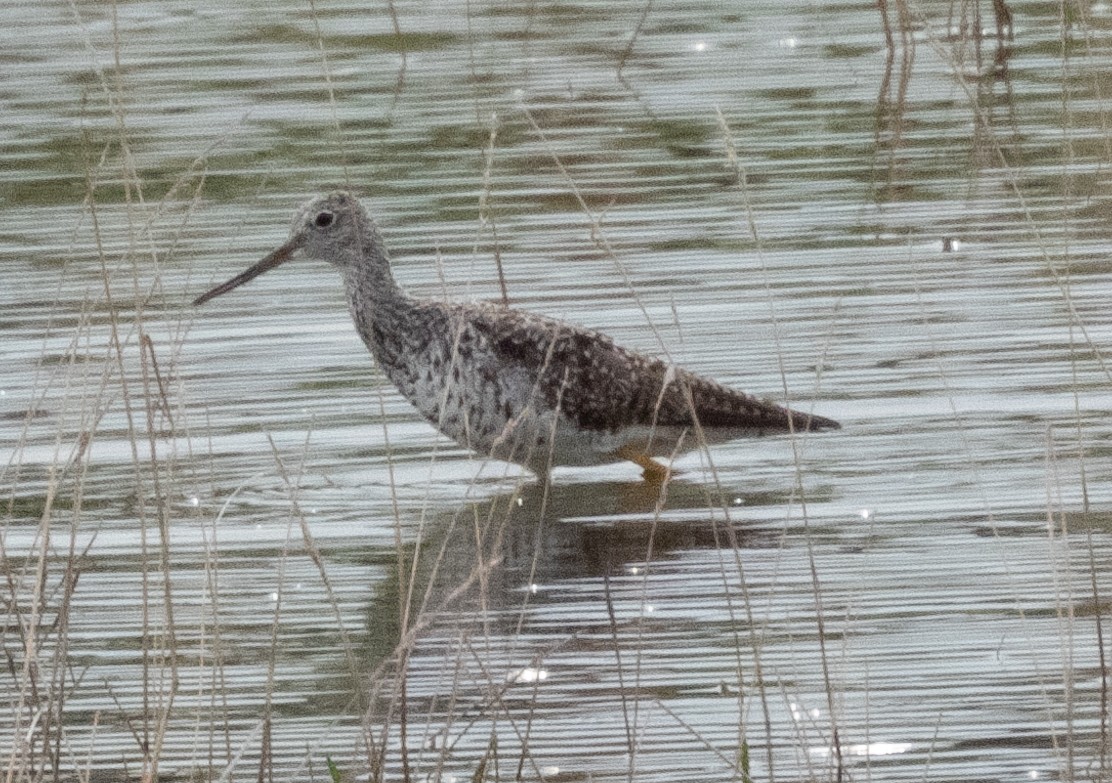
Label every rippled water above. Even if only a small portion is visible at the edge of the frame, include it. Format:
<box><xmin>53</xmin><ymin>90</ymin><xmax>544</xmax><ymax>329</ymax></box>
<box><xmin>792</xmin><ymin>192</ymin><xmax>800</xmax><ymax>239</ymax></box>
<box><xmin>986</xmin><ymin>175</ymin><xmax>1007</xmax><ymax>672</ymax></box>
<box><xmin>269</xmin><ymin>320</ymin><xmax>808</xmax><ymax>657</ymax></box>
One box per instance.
<box><xmin>3</xmin><ymin>0</ymin><xmax>1112</xmax><ymax>781</ymax></box>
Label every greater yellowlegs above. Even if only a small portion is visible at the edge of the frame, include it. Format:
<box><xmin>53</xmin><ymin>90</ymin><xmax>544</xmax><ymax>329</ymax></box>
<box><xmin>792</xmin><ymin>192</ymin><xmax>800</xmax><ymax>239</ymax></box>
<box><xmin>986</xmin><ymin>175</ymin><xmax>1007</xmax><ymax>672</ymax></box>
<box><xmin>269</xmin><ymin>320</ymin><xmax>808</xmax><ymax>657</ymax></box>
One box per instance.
<box><xmin>193</xmin><ymin>192</ymin><xmax>839</xmax><ymax>480</ymax></box>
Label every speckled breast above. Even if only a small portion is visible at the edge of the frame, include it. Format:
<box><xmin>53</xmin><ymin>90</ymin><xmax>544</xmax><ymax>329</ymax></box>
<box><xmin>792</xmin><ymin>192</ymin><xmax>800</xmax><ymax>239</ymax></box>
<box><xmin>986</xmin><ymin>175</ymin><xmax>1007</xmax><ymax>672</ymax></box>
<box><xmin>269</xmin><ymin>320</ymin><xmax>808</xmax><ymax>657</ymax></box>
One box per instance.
<box><xmin>373</xmin><ymin>316</ymin><xmax>560</xmax><ymax>470</ymax></box>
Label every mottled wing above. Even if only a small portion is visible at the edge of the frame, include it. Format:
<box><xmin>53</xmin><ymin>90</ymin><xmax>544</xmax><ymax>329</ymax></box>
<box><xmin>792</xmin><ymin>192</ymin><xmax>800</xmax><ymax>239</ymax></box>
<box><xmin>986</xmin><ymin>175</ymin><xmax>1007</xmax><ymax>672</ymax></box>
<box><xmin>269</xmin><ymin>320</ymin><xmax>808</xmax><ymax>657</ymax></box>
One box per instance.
<box><xmin>468</xmin><ymin>303</ymin><xmax>838</xmax><ymax>434</ymax></box>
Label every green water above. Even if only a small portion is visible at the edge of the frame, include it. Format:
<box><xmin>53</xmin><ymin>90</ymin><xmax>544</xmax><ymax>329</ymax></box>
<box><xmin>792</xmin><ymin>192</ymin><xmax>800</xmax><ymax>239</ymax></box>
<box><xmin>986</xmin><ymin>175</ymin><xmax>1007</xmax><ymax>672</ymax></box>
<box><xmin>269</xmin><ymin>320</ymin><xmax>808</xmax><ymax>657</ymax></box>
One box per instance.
<box><xmin>2</xmin><ymin>1</ymin><xmax>1111</xmax><ymax>780</ymax></box>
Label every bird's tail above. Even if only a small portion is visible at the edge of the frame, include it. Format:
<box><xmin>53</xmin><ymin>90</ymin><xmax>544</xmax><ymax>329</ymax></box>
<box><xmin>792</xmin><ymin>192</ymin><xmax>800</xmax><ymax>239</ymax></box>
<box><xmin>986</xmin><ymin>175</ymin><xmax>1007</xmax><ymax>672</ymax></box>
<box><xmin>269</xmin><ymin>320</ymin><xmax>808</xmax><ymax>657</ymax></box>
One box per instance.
<box><xmin>788</xmin><ymin>408</ymin><xmax>841</xmax><ymax>432</ymax></box>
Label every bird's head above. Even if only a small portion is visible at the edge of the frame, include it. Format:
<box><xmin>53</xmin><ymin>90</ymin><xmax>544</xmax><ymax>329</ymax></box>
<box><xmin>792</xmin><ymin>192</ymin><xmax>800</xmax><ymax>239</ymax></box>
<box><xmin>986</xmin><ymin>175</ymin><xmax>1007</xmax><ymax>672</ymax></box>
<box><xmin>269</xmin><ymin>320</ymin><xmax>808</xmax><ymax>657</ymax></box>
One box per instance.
<box><xmin>192</xmin><ymin>191</ymin><xmax>381</xmax><ymax>306</ymax></box>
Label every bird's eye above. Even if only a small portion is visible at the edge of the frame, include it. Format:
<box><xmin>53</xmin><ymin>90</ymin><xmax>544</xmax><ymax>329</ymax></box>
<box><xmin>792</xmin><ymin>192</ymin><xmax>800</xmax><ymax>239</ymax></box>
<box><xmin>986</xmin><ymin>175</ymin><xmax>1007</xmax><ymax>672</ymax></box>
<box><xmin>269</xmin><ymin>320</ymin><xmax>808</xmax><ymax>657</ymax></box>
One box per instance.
<box><xmin>314</xmin><ymin>210</ymin><xmax>335</xmax><ymax>228</ymax></box>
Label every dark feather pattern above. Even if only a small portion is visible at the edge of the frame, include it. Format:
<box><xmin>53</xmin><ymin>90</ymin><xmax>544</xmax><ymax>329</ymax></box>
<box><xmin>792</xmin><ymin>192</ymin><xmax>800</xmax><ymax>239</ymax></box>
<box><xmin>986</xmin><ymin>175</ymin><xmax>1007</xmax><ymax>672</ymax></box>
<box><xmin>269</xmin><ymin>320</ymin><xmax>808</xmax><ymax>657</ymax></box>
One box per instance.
<box><xmin>465</xmin><ymin>303</ymin><xmax>838</xmax><ymax>435</ymax></box>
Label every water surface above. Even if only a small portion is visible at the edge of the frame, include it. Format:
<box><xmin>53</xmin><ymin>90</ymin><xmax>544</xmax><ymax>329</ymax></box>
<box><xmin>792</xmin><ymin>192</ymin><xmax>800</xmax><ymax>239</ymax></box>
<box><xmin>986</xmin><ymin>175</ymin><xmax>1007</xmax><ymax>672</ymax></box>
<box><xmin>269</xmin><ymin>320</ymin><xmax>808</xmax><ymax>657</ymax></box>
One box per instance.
<box><xmin>2</xmin><ymin>1</ymin><xmax>1111</xmax><ymax>781</ymax></box>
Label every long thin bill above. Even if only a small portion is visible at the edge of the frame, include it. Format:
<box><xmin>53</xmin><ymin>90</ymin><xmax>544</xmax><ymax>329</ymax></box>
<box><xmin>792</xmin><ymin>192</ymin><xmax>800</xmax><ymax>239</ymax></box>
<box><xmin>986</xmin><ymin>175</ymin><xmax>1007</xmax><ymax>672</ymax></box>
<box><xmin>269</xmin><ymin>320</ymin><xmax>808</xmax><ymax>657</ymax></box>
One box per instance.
<box><xmin>192</xmin><ymin>240</ymin><xmax>299</xmax><ymax>306</ymax></box>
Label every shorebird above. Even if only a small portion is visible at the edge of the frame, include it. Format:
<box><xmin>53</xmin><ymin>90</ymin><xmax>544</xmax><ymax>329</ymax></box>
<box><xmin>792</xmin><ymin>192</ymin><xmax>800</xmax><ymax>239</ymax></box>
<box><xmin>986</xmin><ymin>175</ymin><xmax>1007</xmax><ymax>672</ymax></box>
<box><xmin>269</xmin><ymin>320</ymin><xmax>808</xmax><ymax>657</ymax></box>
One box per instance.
<box><xmin>193</xmin><ymin>192</ymin><xmax>839</xmax><ymax>481</ymax></box>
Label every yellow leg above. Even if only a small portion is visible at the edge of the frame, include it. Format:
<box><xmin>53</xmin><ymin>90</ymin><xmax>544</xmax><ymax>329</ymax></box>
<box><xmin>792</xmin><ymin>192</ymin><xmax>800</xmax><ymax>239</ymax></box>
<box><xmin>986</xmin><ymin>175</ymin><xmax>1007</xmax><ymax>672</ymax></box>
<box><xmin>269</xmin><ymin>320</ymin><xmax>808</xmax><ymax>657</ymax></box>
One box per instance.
<box><xmin>614</xmin><ymin>445</ymin><xmax>674</xmax><ymax>482</ymax></box>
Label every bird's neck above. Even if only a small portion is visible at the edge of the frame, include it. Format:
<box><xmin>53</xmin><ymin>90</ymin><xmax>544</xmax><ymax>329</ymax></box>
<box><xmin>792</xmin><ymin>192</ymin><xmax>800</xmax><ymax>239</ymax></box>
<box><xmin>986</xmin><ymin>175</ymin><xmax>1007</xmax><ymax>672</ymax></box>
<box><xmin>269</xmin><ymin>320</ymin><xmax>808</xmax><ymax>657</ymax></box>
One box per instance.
<box><xmin>340</xmin><ymin>242</ymin><xmax>422</xmax><ymax>369</ymax></box>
